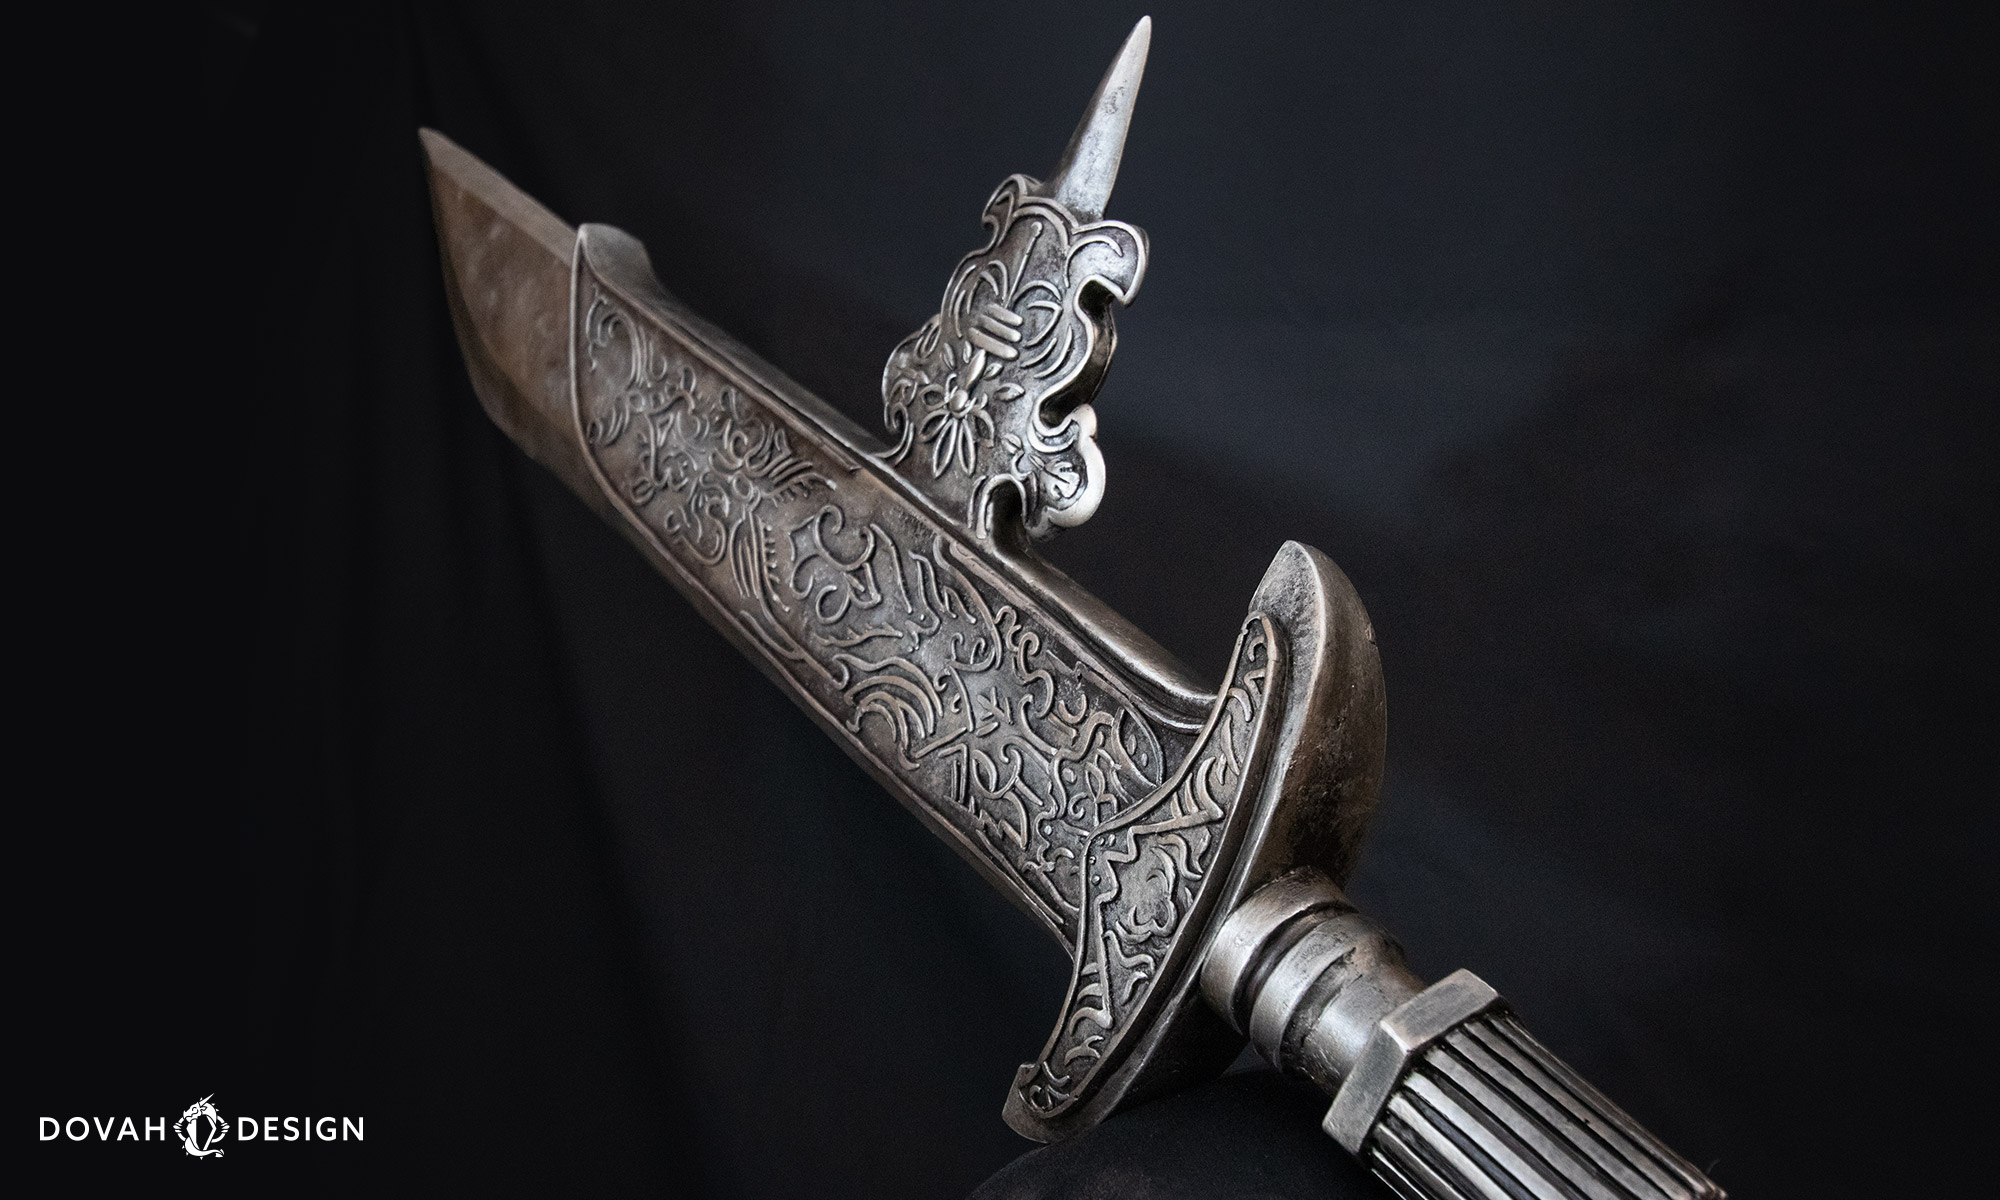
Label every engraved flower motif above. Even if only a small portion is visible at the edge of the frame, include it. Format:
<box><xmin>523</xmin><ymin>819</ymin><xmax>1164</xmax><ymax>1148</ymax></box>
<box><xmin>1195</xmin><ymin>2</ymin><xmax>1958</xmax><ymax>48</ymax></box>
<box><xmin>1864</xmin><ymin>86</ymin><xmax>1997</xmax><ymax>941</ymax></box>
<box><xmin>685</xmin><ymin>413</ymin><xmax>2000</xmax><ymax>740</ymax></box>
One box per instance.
<box><xmin>917</xmin><ymin>338</ymin><xmax>1002</xmax><ymax>477</ymax></box>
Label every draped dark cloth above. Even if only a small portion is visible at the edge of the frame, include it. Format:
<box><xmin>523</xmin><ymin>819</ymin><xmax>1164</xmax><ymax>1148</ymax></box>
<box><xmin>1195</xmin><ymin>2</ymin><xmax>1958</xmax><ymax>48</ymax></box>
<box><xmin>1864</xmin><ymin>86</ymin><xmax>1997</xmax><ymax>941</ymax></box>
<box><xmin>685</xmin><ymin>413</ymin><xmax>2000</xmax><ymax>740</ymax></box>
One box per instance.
<box><xmin>65</xmin><ymin>1</ymin><xmax>1985</xmax><ymax>1193</ymax></box>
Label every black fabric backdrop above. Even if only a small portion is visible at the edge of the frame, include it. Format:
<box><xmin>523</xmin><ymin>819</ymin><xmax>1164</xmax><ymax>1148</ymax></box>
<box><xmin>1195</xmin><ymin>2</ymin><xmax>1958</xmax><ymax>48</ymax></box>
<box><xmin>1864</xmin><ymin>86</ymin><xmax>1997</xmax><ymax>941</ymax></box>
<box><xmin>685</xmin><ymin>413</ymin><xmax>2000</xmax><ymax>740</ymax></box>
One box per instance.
<box><xmin>37</xmin><ymin>2</ymin><xmax>1993</xmax><ymax>1195</ymax></box>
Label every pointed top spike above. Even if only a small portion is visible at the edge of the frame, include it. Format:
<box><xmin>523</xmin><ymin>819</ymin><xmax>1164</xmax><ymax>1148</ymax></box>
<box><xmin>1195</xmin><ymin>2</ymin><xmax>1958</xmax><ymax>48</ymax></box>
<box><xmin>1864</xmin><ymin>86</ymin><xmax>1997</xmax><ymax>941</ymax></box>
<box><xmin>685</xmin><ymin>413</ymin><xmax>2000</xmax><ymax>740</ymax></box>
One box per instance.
<box><xmin>1044</xmin><ymin>16</ymin><xmax>1151</xmax><ymax>222</ymax></box>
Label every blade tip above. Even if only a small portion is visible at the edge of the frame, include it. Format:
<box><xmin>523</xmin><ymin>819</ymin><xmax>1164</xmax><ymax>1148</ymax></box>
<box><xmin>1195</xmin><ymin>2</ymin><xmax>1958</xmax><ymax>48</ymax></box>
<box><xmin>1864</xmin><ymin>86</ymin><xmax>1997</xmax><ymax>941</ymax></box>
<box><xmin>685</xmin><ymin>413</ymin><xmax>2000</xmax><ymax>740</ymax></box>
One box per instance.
<box><xmin>417</xmin><ymin>126</ymin><xmax>453</xmax><ymax>166</ymax></box>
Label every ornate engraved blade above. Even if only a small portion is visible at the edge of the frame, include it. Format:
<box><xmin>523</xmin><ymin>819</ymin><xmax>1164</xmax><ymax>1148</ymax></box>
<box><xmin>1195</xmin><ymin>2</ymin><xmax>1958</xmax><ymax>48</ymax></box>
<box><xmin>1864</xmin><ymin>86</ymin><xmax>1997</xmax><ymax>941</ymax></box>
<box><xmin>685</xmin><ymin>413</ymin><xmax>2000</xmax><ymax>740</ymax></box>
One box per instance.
<box><xmin>422</xmin><ymin>21</ymin><xmax>1726</xmax><ymax>1196</ymax></box>
<box><xmin>422</xmin><ymin>20</ymin><xmax>1383</xmax><ymax>1141</ymax></box>
<box><xmin>569</xmin><ymin>222</ymin><xmax>1216</xmax><ymax>949</ymax></box>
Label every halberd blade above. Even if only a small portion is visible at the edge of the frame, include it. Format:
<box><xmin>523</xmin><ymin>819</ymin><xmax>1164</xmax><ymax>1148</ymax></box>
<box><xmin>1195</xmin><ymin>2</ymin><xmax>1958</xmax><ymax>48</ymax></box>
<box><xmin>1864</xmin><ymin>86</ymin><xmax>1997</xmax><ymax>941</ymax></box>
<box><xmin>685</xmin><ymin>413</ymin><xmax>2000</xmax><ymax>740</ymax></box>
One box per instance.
<box><xmin>416</xmin><ymin>34</ymin><xmax>1727</xmax><ymax>1191</ymax></box>
<box><xmin>420</xmin><ymin>129</ymin><xmax>1226</xmax><ymax>954</ymax></box>
<box><xmin>1043</xmin><ymin>16</ymin><xmax>1151</xmax><ymax>221</ymax></box>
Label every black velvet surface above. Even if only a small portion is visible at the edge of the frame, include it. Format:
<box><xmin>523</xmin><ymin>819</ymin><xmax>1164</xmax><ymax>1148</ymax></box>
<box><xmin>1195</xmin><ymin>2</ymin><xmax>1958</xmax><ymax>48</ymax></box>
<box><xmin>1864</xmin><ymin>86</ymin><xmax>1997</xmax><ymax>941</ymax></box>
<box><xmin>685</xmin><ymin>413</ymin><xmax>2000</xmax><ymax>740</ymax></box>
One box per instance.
<box><xmin>970</xmin><ymin>1071</ymin><xmax>1379</xmax><ymax>1200</ymax></box>
<box><xmin>34</xmin><ymin>2</ymin><xmax>1990</xmax><ymax>1195</ymax></box>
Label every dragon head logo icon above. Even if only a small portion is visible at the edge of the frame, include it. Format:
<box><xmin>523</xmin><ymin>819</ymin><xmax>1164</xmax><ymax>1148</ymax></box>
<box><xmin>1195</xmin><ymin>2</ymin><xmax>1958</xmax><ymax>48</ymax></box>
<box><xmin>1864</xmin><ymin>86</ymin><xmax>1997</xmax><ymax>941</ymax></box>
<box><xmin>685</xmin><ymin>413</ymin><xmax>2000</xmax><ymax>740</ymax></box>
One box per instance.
<box><xmin>174</xmin><ymin>1095</ymin><xmax>227</xmax><ymax>1158</ymax></box>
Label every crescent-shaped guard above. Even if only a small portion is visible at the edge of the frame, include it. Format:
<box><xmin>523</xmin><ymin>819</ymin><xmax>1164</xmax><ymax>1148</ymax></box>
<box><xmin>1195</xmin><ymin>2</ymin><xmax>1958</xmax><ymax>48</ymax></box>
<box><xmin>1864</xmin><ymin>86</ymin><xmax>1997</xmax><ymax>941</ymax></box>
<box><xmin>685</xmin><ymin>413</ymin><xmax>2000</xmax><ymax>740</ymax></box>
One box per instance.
<box><xmin>1004</xmin><ymin>542</ymin><xmax>1388</xmax><ymax>1140</ymax></box>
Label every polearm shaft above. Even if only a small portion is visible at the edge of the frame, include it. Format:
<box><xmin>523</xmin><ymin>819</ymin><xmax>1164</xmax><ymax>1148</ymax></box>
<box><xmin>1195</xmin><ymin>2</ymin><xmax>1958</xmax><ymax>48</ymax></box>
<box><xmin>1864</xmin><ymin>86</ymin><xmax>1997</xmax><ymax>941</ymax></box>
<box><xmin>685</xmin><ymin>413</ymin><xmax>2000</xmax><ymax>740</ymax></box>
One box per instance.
<box><xmin>1205</xmin><ymin>872</ymin><xmax>1717</xmax><ymax>1200</ymax></box>
<box><xmin>419</xmin><ymin>18</ymin><xmax>1722</xmax><ymax>1198</ymax></box>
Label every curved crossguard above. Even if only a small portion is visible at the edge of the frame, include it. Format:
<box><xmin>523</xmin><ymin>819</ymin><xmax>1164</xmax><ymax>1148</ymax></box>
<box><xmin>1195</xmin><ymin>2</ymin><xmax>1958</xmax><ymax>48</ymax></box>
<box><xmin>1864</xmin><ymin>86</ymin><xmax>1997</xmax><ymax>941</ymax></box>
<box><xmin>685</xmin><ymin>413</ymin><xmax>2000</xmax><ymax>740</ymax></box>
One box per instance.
<box><xmin>421</xmin><ymin>16</ymin><xmax>1722</xmax><ymax>1196</ymax></box>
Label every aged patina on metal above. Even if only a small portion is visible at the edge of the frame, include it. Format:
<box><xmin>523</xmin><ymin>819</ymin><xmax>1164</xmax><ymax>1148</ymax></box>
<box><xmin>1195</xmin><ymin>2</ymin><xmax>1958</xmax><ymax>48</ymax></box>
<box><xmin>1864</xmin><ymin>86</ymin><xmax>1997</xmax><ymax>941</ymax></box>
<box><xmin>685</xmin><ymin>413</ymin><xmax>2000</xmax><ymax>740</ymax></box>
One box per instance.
<box><xmin>421</xmin><ymin>18</ymin><xmax>1723</xmax><ymax>1199</ymax></box>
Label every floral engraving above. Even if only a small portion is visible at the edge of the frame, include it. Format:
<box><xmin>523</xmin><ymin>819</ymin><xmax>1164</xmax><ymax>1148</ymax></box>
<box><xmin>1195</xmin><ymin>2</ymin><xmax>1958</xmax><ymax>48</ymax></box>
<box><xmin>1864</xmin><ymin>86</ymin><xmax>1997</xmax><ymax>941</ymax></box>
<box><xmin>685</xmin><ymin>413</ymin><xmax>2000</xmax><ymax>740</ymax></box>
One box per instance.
<box><xmin>882</xmin><ymin>174</ymin><xmax>1146</xmax><ymax>539</ymax></box>
<box><xmin>576</xmin><ymin>278</ymin><xmax>1196</xmax><ymax>940</ymax></box>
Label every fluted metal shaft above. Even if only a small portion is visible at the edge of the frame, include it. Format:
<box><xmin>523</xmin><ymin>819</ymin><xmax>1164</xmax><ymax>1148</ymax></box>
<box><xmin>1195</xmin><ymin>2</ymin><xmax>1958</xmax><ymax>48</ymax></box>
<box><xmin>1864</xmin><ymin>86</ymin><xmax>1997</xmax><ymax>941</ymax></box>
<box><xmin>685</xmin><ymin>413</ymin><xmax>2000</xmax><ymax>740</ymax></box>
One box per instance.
<box><xmin>1201</xmin><ymin>871</ymin><xmax>1723</xmax><ymax>1200</ymax></box>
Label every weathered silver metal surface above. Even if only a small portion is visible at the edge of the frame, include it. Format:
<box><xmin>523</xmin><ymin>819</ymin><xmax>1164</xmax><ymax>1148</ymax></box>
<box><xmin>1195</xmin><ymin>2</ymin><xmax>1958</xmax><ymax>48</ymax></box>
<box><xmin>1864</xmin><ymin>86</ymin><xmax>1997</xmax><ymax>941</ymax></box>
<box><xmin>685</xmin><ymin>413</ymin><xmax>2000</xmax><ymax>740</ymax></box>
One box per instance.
<box><xmin>1042</xmin><ymin>16</ymin><xmax>1149</xmax><ymax>223</ymax></box>
<box><xmin>883</xmin><ymin>17</ymin><xmax>1153</xmax><ymax>540</ymax></box>
<box><xmin>1004</xmin><ymin>613</ymin><xmax>1278</xmax><ymax>1130</ymax></box>
<box><xmin>1211</xmin><ymin>871</ymin><xmax>1721</xmax><ymax>1198</ymax></box>
<box><xmin>574</xmin><ymin>220</ymin><xmax>1195</xmax><ymax>945</ymax></box>
<box><xmin>882</xmin><ymin>173</ymin><xmax>1143</xmax><ymax>539</ymax></box>
<box><xmin>1200</xmin><ymin>866</ymin><xmax>1354</xmax><ymax>1030</ymax></box>
<box><xmin>424</xmin><ymin>22</ymin><xmax>1383</xmax><ymax>1143</ymax></box>
<box><xmin>1324</xmin><ymin>969</ymin><xmax>1504</xmax><ymax>1152</ymax></box>
<box><xmin>1365</xmin><ymin>1014</ymin><xmax>1720</xmax><ymax>1200</ymax></box>
<box><xmin>421</xmin><ymin>15</ymin><xmax>1722</xmax><ymax>1196</ymax></box>
<box><xmin>1202</xmin><ymin>869</ymin><xmax>1425</xmax><ymax>1097</ymax></box>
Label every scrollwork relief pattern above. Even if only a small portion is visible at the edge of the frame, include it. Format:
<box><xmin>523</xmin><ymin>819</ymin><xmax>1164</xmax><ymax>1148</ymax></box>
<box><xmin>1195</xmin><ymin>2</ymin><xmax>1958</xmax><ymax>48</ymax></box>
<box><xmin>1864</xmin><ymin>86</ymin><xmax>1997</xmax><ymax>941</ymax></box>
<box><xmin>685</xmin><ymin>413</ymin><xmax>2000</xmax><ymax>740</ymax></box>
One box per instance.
<box><xmin>1012</xmin><ymin>616</ymin><xmax>1279</xmax><ymax>1121</ymax></box>
<box><xmin>881</xmin><ymin>175</ymin><xmax>1147</xmax><ymax>540</ymax></box>
<box><xmin>577</xmin><ymin>280</ymin><xmax>1188</xmax><ymax>938</ymax></box>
